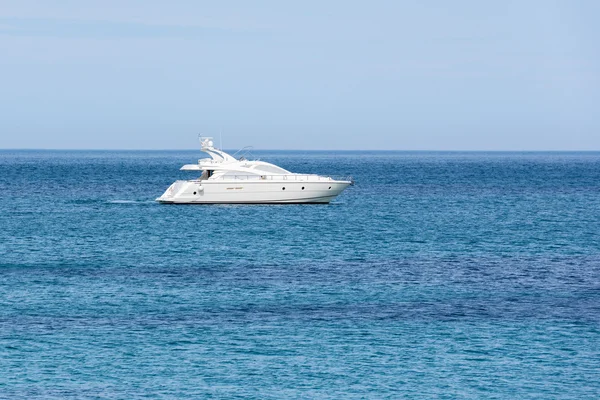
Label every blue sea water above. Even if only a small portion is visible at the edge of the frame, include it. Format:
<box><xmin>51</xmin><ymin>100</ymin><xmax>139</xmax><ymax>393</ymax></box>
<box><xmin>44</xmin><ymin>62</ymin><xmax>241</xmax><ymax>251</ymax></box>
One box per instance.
<box><xmin>0</xmin><ymin>150</ymin><xmax>599</xmax><ymax>399</ymax></box>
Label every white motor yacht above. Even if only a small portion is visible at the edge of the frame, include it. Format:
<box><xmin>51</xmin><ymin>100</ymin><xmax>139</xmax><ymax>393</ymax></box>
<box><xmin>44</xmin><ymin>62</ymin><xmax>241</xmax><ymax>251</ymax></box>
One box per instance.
<box><xmin>156</xmin><ymin>137</ymin><xmax>353</xmax><ymax>204</ymax></box>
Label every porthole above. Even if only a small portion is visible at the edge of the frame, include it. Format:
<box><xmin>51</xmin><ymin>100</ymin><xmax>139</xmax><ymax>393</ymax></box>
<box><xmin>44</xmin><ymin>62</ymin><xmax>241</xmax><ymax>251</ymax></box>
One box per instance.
<box><xmin>193</xmin><ymin>191</ymin><xmax>197</xmax><ymax>195</ymax></box>
<box><xmin>302</xmin><ymin>187</ymin><xmax>305</xmax><ymax>190</ymax></box>
<box><xmin>328</xmin><ymin>186</ymin><xmax>332</xmax><ymax>190</ymax></box>
<box><xmin>282</xmin><ymin>187</ymin><xmax>286</xmax><ymax>190</ymax></box>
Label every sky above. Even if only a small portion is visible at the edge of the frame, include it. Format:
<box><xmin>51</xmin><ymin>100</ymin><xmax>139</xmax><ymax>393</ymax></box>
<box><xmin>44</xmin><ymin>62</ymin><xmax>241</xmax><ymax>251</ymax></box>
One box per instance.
<box><xmin>0</xmin><ymin>1</ymin><xmax>598</xmax><ymax>150</ymax></box>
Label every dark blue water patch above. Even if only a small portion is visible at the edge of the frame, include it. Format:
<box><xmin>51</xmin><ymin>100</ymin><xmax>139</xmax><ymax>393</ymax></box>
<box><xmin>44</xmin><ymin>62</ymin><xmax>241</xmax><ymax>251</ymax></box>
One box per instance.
<box><xmin>1</xmin><ymin>150</ymin><xmax>600</xmax><ymax>398</ymax></box>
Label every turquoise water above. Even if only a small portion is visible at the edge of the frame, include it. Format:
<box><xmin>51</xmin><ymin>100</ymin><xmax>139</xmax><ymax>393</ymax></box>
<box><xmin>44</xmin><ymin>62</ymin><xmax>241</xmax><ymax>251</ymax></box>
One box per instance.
<box><xmin>1</xmin><ymin>150</ymin><xmax>599</xmax><ymax>398</ymax></box>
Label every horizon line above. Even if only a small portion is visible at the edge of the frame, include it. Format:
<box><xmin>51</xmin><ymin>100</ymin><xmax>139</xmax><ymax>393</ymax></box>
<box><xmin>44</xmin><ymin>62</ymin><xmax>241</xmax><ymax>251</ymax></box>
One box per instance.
<box><xmin>1</xmin><ymin>148</ymin><xmax>600</xmax><ymax>152</ymax></box>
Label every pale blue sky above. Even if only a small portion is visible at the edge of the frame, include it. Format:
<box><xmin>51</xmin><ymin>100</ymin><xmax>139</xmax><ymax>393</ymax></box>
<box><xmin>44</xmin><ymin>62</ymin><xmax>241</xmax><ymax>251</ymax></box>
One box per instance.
<box><xmin>0</xmin><ymin>1</ymin><xmax>598</xmax><ymax>150</ymax></box>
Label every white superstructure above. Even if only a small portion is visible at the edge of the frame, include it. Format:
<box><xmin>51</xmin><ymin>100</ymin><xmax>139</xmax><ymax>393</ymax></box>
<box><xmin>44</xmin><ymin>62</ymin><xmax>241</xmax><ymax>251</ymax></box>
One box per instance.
<box><xmin>156</xmin><ymin>137</ymin><xmax>353</xmax><ymax>204</ymax></box>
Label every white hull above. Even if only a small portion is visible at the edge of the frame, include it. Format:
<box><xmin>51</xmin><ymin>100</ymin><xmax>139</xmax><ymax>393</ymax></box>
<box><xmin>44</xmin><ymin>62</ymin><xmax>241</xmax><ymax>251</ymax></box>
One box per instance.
<box><xmin>157</xmin><ymin>180</ymin><xmax>351</xmax><ymax>204</ymax></box>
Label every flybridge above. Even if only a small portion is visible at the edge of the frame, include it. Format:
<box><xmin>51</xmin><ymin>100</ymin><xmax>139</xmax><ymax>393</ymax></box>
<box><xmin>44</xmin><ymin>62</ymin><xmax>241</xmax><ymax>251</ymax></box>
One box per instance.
<box><xmin>197</xmin><ymin>136</ymin><xmax>236</xmax><ymax>163</ymax></box>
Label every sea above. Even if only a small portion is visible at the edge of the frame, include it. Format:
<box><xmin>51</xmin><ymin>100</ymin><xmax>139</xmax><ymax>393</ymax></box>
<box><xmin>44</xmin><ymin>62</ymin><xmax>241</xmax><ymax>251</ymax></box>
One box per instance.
<box><xmin>1</xmin><ymin>150</ymin><xmax>599</xmax><ymax>399</ymax></box>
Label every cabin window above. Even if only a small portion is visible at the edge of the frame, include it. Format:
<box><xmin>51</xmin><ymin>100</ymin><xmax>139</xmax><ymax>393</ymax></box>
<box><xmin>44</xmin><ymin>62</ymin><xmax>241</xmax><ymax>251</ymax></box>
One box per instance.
<box><xmin>282</xmin><ymin>187</ymin><xmax>286</xmax><ymax>190</ymax></box>
<box><xmin>207</xmin><ymin>170</ymin><xmax>213</xmax><ymax>178</ymax></box>
<box><xmin>302</xmin><ymin>187</ymin><xmax>305</xmax><ymax>190</ymax></box>
<box><xmin>252</xmin><ymin>164</ymin><xmax>290</xmax><ymax>174</ymax></box>
<box><xmin>193</xmin><ymin>192</ymin><xmax>197</xmax><ymax>195</ymax></box>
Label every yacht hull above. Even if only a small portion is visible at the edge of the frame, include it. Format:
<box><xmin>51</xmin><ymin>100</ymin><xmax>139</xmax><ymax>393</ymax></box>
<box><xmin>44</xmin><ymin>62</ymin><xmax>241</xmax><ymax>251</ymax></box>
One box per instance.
<box><xmin>156</xmin><ymin>180</ymin><xmax>351</xmax><ymax>204</ymax></box>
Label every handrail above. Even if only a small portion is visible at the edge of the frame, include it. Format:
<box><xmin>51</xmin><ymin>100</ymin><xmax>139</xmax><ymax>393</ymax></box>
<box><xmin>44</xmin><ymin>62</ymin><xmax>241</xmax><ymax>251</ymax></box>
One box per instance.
<box><xmin>231</xmin><ymin>146</ymin><xmax>255</xmax><ymax>161</ymax></box>
<box><xmin>189</xmin><ymin>174</ymin><xmax>352</xmax><ymax>182</ymax></box>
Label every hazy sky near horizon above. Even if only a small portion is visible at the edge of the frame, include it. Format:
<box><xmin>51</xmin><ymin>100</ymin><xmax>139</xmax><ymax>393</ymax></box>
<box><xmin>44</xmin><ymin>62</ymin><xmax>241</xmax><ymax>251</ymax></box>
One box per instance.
<box><xmin>0</xmin><ymin>1</ymin><xmax>598</xmax><ymax>150</ymax></box>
